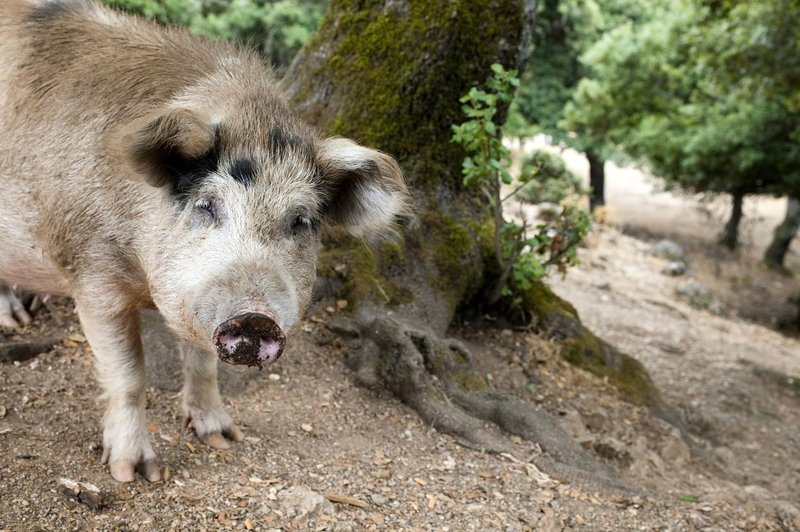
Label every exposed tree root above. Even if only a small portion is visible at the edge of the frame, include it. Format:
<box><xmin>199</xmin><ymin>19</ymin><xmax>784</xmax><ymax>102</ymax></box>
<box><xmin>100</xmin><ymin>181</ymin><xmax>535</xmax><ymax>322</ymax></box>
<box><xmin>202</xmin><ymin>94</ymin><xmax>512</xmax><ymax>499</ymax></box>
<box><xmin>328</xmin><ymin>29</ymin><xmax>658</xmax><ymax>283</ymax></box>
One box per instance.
<box><xmin>342</xmin><ymin>313</ymin><xmax>642</xmax><ymax>495</ymax></box>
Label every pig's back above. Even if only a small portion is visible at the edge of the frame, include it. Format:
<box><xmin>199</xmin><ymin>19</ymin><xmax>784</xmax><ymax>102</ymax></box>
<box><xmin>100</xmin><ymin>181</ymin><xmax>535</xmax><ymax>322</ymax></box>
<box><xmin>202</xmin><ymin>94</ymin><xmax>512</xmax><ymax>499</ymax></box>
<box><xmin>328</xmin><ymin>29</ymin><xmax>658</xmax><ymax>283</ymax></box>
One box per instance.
<box><xmin>1</xmin><ymin>0</ymin><xmax>260</xmax><ymax>146</ymax></box>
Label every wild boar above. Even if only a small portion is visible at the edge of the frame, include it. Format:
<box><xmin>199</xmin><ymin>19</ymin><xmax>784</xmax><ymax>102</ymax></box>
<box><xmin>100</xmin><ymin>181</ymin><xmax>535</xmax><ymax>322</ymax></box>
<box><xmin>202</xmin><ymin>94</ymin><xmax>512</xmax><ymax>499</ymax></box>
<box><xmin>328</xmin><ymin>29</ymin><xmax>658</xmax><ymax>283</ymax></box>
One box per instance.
<box><xmin>0</xmin><ymin>0</ymin><xmax>409</xmax><ymax>482</ymax></box>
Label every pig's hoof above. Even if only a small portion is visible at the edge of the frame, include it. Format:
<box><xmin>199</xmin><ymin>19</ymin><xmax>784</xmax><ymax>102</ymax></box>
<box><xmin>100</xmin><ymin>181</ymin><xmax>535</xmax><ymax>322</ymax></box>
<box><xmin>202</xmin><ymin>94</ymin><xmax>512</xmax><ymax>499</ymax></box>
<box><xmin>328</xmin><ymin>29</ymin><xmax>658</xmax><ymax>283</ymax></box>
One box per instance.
<box><xmin>0</xmin><ymin>289</ymin><xmax>32</xmax><ymax>329</ymax></box>
<box><xmin>109</xmin><ymin>461</ymin><xmax>135</xmax><ymax>483</ymax></box>
<box><xmin>141</xmin><ymin>459</ymin><xmax>162</xmax><ymax>482</ymax></box>
<box><xmin>103</xmin><ymin>448</ymin><xmax>162</xmax><ymax>483</ymax></box>
<box><xmin>198</xmin><ymin>423</ymin><xmax>244</xmax><ymax>450</ymax></box>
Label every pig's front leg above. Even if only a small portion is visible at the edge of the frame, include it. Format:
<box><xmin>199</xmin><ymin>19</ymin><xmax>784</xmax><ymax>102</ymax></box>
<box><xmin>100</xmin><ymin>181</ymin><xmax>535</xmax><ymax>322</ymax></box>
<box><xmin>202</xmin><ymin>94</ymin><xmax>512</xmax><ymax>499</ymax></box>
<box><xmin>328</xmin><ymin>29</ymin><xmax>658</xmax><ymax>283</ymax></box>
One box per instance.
<box><xmin>77</xmin><ymin>304</ymin><xmax>161</xmax><ymax>482</ymax></box>
<box><xmin>181</xmin><ymin>341</ymin><xmax>244</xmax><ymax>449</ymax></box>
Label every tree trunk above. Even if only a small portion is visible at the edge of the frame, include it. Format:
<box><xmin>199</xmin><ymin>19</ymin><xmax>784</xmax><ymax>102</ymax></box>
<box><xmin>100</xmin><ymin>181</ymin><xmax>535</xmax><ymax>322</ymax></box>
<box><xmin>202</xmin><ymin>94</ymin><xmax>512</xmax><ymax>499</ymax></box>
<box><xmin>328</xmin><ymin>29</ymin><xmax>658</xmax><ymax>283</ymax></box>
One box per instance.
<box><xmin>764</xmin><ymin>196</ymin><xmax>800</xmax><ymax>269</ymax></box>
<box><xmin>719</xmin><ymin>191</ymin><xmax>744</xmax><ymax>250</ymax></box>
<box><xmin>587</xmin><ymin>150</ymin><xmax>605</xmax><ymax>212</ymax></box>
<box><xmin>282</xmin><ymin>0</ymin><xmax>680</xmax><ymax>492</ymax></box>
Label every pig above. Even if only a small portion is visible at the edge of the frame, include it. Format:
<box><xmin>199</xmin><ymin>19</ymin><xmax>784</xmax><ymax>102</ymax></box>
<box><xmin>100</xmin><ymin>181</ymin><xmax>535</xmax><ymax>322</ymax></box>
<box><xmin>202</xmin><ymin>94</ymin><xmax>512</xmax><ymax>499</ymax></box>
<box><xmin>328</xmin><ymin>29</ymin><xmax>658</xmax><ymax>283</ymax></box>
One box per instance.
<box><xmin>0</xmin><ymin>0</ymin><xmax>409</xmax><ymax>482</ymax></box>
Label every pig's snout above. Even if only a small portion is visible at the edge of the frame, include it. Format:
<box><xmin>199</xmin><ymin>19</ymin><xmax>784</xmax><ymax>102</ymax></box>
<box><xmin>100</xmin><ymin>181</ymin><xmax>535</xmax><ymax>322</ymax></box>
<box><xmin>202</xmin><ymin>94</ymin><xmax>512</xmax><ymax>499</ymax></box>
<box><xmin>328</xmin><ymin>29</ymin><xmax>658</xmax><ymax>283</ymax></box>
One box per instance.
<box><xmin>212</xmin><ymin>312</ymin><xmax>286</xmax><ymax>368</ymax></box>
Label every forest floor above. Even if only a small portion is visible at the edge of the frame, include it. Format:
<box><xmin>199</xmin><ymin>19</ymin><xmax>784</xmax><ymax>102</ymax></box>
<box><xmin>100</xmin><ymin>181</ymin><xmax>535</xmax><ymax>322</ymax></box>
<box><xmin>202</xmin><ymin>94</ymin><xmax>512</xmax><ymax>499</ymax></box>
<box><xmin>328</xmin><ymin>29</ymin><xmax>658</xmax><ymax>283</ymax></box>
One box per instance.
<box><xmin>2</xmin><ymin>158</ymin><xmax>800</xmax><ymax>530</ymax></box>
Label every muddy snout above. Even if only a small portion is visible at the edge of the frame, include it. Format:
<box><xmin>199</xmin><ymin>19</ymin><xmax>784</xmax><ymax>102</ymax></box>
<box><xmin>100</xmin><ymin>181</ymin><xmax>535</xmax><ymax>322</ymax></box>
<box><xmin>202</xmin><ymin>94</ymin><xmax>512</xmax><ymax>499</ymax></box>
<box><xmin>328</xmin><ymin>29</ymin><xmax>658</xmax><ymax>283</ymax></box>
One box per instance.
<box><xmin>213</xmin><ymin>312</ymin><xmax>286</xmax><ymax>368</ymax></box>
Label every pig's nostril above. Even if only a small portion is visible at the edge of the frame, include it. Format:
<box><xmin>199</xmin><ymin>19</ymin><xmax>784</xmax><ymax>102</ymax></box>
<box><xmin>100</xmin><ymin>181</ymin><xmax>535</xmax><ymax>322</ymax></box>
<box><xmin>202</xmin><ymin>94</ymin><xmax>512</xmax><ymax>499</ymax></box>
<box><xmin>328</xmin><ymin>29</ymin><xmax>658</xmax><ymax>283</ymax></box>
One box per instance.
<box><xmin>219</xmin><ymin>333</ymin><xmax>244</xmax><ymax>354</ymax></box>
<box><xmin>259</xmin><ymin>337</ymin><xmax>282</xmax><ymax>364</ymax></box>
<box><xmin>212</xmin><ymin>312</ymin><xmax>286</xmax><ymax>368</ymax></box>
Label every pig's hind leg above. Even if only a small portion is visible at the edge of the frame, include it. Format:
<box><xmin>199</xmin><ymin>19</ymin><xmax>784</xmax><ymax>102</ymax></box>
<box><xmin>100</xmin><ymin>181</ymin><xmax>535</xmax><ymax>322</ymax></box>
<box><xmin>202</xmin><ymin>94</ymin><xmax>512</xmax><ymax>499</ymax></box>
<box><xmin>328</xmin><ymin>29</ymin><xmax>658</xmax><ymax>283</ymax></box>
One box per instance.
<box><xmin>77</xmin><ymin>303</ymin><xmax>161</xmax><ymax>482</ymax></box>
<box><xmin>181</xmin><ymin>341</ymin><xmax>244</xmax><ymax>449</ymax></box>
<box><xmin>0</xmin><ymin>283</ymin><xmax>32</xmax><ymax>329</ymax></box>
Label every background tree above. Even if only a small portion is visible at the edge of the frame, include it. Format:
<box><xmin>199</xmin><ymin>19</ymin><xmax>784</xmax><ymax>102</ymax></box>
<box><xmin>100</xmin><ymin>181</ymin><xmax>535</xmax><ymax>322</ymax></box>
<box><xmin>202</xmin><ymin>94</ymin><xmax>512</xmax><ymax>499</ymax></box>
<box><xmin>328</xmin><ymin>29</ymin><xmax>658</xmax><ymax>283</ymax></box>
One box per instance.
<box><xmin>765</xmin><ymin>198</ymin><xmax>800</xmax><ymax>269</ymax></box>
<box><xmin>565</xmin><ymin>0</ymin><xmax>800</xmax><ymax>250</ymax></box>
<box><xmin>103</xmin><ymin>0</ymin><xmax>325</xmax><ymax>74</ymax></box>
<box><xmin>512</xmin><ymin>0</ymin><xmax>650</xmax><ymax>211</ymax></box>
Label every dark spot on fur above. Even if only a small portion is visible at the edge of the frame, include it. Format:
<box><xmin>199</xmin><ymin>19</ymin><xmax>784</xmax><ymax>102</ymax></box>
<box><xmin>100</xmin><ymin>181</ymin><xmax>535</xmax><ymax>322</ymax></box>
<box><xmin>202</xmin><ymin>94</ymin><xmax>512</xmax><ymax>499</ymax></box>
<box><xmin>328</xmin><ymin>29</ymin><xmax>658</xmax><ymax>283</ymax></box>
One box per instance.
<box><xmin>28</xmin><ymin>0</ymin><xmax>80</xmax><ymax>23</ymax></box>
<box><xmin>228</xmin><ymin>158</ymin><xmax>257</xmax><ymax>187</ymax></box>
<box><xmin>169</xmin><ymin>131</ymin><xmax>220</xmax><ymax>201</ymax></box>
<box><xmin>269</xmin><ymin>127</ymin><xmax>314</xmax><ymax>161</ymax></box>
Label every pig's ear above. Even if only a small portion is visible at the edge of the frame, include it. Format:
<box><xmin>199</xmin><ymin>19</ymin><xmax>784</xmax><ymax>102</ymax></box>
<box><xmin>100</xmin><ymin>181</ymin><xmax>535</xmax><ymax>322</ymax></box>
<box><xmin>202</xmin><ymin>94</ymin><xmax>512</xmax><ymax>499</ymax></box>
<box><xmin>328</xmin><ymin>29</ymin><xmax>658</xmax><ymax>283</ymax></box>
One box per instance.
<box><xmin>317</xmin><ymin>138</ymin><xmax>411</xmax><ymax>237</ymax></box>
<box><xmin>113</xmin><ymin>109</ymin><xmax>217</xmax><ymax>188</ymax></box>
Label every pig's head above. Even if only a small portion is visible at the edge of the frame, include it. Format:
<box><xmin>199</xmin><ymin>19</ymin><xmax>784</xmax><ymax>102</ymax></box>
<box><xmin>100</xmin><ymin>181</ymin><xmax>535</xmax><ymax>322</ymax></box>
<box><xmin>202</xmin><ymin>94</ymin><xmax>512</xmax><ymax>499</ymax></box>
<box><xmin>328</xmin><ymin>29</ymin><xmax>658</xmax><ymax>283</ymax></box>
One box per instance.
<box><xmin>113</xmin><ymin>87</ymin><xmax>408</xmax><ymax>368</ymax></box>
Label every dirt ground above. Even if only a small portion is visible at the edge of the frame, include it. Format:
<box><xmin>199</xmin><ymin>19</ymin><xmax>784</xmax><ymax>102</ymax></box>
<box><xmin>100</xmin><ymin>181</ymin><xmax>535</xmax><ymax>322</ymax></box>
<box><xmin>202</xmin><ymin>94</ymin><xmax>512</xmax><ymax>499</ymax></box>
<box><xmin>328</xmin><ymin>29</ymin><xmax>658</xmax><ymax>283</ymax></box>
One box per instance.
<box><xmin>2</xmin><ymin>156</ymin><xmax>800</xmax><ymax>530</ymax></box>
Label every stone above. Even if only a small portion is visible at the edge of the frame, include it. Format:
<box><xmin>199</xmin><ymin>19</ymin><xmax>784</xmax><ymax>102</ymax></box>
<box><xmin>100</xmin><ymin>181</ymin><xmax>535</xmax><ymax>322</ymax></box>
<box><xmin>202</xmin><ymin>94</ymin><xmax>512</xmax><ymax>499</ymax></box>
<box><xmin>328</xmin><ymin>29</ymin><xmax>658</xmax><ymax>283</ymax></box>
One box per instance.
<box><xmin>650</xmin><ymin>239</ymin><xmax>685</xmax><ymax>262</ymax></box>
<box><xmin>662</xmin><ymin>261</ymin><xmax>687</xmax><ymax>276</ymax></box>
<box><xmin>278</xmin><ymin>486</ymin><xmax>335</xmax><ymax>518</ymax></box>
<box><xmin>675</xmin><ymin>281</ymin><xmax>712</xmax><ymax>309</ymax></box>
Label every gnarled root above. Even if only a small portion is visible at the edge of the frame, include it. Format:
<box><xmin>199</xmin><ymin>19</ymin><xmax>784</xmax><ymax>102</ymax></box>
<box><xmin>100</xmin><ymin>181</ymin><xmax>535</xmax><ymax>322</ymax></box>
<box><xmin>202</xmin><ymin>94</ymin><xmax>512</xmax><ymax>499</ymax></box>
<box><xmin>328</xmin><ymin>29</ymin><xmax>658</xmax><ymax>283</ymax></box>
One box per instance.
<box><xmin>344</xmin><ymin>314</ymin><xmax>641</xmax><ymax>495</ymax></box>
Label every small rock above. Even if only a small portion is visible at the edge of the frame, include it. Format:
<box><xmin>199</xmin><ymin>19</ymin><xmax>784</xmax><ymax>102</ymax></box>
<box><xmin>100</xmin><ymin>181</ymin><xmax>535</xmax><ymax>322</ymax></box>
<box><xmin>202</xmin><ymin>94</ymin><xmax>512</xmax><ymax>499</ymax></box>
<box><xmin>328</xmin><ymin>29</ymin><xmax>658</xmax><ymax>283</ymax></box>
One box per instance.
<box><xmin>676</xmin><ymin>281</ymin><xmax>712</xmax><ymax>309</ymax></box>
<box><xmin>268</xmin><ymin>373</ymin><xmax>281</xmax><ymax>381</ymax></box>
<box><xmin>713</xmin><ymin>446</ymin><xmax>735</xmax><ymax>465</ymax></box>
<box><xmin>592</xmin><ymin>281</ymin><xmax>611</xmax><ymax>291</ymax></box>
<box><xmin>279</xmin><ymin>486</ymin><xmax>335</xmax><ymax>518</ymax></box>
<box><xmin>371</xmin><ymin>493</ymin><xmax>387</xmax><ymax>506</ymax></box>
<box><xmin>743</xmin><ymin>485</ymin><xmax>773</xmax><ymax>500</ymax></box>
<box><xmin>662</xmin><ymin>261</ymin><xmax>687</xmax><ymax>276</ymax></box>
<box><xmin>708</xmin><ymin>302</ymin><xmax>728</xmax><ymax>316</ymax></box>
<box><xmin>650</xmin><ymin>239</ymin><xmax>685</xmax><ymax>261</ymax></box>
<box><xmin>661</xmin><ymin>434</ymin><xmax>691</xmax><ymax>464</ymax></box>
<box><xmin>557</xmin><ymin>409</ymin><xmax>590</xmax><ymax>441</ymax></box>
<box><xmin>301</xmin><ymin>423</ymin><xmax>313</xmax><ymax>433</ymax></box>
<box><xmin>441</xmin><ymin>454</ymin><xmax>456</xmax><ymax>471</ymax></box>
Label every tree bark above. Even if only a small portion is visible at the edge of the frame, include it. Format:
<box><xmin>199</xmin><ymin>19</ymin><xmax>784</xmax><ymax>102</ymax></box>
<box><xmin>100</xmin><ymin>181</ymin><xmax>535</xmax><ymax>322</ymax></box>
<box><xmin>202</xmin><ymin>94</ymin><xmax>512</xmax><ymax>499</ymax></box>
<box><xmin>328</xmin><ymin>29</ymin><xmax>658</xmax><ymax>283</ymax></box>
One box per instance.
<box><xmin>281</xmin><ymin>0</ymin><xmax>682</xmax><ymax>492</ymax></box>
<box><xmin>719</xmin><ymin>190</ymin><xmax>744</xmax><ymax>251</ymax></box>
<box><xmin>283</xmin><ymin>0</ymin><xmax>538</xmax><ymax>331</ymax></box>
<box><xmin>764</xmin><ymin>196</ymin><xmax>800</xmax><ymax>268</ymax></box>
<box><xmin>586</xmin><ymin>150</ymin><xmax>605</xmax><ymax>212</ymax></box>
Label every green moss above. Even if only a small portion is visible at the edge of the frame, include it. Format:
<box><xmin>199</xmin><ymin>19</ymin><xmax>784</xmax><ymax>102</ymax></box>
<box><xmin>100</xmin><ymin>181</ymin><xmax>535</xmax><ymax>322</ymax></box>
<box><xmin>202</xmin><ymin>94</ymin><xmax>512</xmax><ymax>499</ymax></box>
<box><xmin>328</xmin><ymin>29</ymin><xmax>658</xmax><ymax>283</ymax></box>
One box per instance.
<box><xmin>519</xmin><ymin>279</ymin><xmax>579</xmax><ymax>324</ymax></box>
<box><xmin>317</xmin><ymin>237</ymin><xmax>413</xmax><ymax>308</ymax></box>
<box><xmin>561</xmin><ymin>331</ymin><xmax>658</xmax><ymax>406</ymax></box>
<box><xmin>415</xmin><ymin>208</ymin><xmax>485</xmax><ymax>317</ymax></box>
<box><xmin>379</xmin><ymin>240</ymin><xmax>407</xmax><ymax>269</ymax></box>
<box><xmin>449</xmin><ymin>371</ymin><xmax>490</xmax><ymax>393</ymax></box>
<box><xmin>291</xmin><ymin>0</ymin><xmax>527</xmax><ymax>192</ymax></box>
<box><xmin>424</xmin><ymin>342</ymin><xmax>488</xmax><ymax>393</ymax></box>
<box><xmin>516</xmin><ymin>280</ymin><xmax>659</xmax><ymax>406</ymax></box>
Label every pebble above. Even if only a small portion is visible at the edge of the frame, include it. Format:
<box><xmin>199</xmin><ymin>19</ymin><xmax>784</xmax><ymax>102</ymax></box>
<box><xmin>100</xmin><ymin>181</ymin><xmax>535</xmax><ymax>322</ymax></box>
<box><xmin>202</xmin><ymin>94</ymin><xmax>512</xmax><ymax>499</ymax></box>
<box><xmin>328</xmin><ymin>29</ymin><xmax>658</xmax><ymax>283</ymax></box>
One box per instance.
<box><xmin>662</xmin><ymin>261</ymin><xmax>687</xmax><ymax>276</ymax></box>
<box><xmin>650</xmin><ymin>239</ymin><xmax>685</xmax><ymax>261</ymax></box>
<box><xmin>278</xmin><ymin>486</ymin><xmax>335</xmax><ymax>518</ymax></box>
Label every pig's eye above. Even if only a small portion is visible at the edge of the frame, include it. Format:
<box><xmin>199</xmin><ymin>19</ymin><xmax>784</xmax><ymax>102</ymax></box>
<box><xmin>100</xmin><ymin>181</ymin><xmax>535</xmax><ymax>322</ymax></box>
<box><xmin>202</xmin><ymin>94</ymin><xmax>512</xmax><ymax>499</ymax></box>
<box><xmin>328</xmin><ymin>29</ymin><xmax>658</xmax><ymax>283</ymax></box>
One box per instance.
<box><xmin>195</xmin><ymin>198</ymin><xmax>217</xmax><ymax>221</ymax></box>
<box><xmin>289</xmin><ymin>214</ymin><xmax>316</xmax><ymax>236</ymax></box>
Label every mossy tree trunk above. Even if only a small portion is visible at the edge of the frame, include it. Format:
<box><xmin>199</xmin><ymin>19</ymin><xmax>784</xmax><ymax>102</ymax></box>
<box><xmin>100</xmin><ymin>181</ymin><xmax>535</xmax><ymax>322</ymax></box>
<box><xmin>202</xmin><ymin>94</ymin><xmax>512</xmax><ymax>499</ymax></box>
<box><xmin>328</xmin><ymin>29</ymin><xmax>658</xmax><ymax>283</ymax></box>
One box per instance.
<box><xmin>283</xmin><ymin>0</ymin><xmax>535</xmax><ymax>332</ymax></box>
<box><xmin>282</xmin><ymin>0</ymin><xmax>680</xmax><ymax>492</ymax></box>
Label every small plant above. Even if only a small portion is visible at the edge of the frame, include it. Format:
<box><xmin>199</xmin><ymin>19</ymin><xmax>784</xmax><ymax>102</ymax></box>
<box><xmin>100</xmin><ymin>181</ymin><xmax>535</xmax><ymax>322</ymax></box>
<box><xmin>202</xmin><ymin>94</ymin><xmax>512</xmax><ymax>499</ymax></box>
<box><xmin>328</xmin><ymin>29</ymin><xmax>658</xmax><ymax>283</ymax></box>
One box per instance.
<box><xmin>517</xmin><ymin>150</ymin><xmax>585</xmax><ymax>205</ymax></box>
<box><xmin>452</xmin><ymin>64</ymin><xmax>591</xmax><ymax>308</ymax></box>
